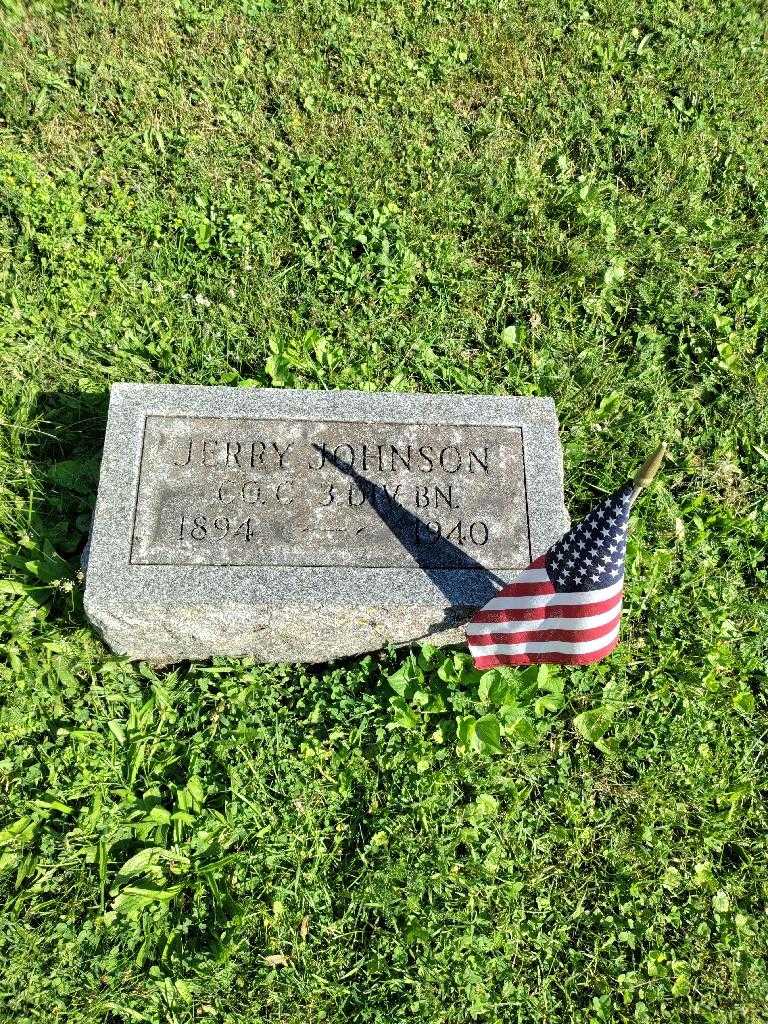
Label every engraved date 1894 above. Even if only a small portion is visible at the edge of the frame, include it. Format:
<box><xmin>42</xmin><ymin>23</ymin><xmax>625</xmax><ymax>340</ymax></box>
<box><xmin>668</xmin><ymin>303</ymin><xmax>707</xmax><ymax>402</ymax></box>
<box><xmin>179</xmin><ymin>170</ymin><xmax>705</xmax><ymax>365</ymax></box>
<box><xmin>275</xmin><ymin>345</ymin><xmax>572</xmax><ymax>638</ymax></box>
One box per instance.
<box><xmin>180</xmin><ymin>514</ymin><xmax>257</xmax><ymax>542</ymax></box>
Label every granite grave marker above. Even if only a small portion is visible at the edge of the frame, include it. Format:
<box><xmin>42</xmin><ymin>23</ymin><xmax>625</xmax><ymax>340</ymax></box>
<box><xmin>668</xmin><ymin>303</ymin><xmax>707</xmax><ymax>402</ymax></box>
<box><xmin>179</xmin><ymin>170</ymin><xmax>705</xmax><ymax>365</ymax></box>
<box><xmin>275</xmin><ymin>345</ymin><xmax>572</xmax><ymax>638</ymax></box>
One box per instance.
<box><xmin>84</xmin><ymin>384</ymin><xmax>568</xmax><ymax>662</ymax></box>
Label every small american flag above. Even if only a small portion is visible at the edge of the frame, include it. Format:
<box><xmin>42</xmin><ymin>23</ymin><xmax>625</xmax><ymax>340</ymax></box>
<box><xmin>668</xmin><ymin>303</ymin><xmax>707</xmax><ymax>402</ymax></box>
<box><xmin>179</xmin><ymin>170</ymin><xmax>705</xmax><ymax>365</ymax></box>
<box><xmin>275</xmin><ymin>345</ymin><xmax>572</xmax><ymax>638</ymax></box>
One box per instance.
<box><xmin>466</xmin><ymin>447</ymin><xmax>665</xmax><ymax>668</ymax></box>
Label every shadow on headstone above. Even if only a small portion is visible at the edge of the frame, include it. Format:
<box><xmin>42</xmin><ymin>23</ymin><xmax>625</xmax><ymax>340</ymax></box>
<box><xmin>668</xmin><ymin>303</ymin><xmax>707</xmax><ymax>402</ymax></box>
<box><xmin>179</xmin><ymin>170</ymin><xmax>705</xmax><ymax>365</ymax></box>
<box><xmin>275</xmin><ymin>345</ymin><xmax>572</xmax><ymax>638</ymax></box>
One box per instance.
<box><xmin>314</xmin><ymin>443</ymin><xmax>505</xmax><ymax>636</ymax></box>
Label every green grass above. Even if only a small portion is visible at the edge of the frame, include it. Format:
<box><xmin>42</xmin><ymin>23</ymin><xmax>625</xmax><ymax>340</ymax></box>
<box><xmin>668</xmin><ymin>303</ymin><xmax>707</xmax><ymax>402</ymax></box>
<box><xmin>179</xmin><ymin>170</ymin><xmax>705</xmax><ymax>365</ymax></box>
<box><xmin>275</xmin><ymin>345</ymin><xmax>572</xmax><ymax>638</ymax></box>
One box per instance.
<box><xmin>1</xmin><ymin>0</ymin><xmax>767</xmax><ymax>1020</ymax></box>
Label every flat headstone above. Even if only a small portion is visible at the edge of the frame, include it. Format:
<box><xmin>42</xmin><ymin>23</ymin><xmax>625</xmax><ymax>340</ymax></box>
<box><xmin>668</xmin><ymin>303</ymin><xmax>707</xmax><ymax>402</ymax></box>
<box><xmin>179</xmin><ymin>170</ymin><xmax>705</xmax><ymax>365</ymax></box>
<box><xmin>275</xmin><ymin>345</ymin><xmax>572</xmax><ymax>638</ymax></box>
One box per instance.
<box><xmin>84</xmin><ymin>384</ymin><xmax>568</xmax><ymax>663</ymax></box>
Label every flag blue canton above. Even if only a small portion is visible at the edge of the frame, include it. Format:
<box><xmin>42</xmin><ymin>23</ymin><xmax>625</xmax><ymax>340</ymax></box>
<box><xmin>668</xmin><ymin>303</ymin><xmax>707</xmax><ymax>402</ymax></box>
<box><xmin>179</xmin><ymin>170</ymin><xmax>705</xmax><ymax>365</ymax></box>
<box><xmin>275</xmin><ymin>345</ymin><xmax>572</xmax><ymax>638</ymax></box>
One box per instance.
<box><xmin>545</xmin><ymin>481</ymin><xmax>634</xmax><ymax>593</ymax></box>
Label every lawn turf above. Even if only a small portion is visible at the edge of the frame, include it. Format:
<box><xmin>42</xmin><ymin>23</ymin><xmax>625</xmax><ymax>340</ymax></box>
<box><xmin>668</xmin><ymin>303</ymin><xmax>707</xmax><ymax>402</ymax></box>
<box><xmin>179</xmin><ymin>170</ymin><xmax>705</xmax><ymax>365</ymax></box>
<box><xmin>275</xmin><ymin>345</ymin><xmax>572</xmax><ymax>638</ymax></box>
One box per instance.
<box><xmin>0</xmin><ymin>0</ymin><xmax>767</xmax><ymax>1021</ymax></box>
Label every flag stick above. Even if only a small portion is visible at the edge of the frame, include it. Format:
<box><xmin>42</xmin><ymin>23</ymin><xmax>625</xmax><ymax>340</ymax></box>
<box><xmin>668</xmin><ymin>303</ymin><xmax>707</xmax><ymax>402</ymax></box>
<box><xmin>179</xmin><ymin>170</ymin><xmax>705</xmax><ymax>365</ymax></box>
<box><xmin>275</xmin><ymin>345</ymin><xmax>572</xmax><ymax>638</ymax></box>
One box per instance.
<box><xmin>629</xmin><ymin>442</ymin><xmax>667</xmax><ymax>505</ymax></box>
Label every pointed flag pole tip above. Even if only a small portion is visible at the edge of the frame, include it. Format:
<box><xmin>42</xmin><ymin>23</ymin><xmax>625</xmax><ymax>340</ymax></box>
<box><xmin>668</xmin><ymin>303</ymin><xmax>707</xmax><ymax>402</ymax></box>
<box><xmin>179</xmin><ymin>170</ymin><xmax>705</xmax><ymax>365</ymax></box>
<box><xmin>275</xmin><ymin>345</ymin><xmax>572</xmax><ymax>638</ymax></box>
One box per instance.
<box><xmin>629</xmin><ymin>442</ymin><xmax>667</xmax><ymax>505</ymax></box>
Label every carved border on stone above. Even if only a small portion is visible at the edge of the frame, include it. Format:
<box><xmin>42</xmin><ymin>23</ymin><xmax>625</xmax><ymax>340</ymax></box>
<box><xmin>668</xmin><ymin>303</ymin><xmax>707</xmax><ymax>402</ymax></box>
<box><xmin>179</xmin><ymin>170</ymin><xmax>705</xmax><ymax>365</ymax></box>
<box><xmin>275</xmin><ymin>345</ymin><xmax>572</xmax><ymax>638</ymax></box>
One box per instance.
<box><xmin>127</xmin><ymin>414</ymin><xmax>532</xmax><ymax>570</ymax></box>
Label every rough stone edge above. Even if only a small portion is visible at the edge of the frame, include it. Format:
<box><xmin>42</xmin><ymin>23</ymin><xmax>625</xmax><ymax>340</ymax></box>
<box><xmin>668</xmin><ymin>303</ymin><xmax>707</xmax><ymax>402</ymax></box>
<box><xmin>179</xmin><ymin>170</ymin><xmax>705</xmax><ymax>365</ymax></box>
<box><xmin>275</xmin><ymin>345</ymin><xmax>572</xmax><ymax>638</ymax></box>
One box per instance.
<box><xmin>84</xmin><ymin>599</ymin><xmax>475</xmax><ymax>665</ymax></box>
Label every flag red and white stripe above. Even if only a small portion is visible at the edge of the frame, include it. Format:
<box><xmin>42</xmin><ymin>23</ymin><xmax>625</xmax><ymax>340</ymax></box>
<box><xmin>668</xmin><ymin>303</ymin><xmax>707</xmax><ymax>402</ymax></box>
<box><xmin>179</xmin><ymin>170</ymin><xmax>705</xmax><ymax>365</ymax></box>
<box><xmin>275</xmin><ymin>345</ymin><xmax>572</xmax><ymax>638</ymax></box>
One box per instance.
<box><xmin>466</xmin><ymin>555</ymin><xmax>622</xmax><ymax>667</ymax></box>
<box><xmin>466</xmin><ymin>481</ymin><xmax>634</xmax><ymax>668</ymax></box>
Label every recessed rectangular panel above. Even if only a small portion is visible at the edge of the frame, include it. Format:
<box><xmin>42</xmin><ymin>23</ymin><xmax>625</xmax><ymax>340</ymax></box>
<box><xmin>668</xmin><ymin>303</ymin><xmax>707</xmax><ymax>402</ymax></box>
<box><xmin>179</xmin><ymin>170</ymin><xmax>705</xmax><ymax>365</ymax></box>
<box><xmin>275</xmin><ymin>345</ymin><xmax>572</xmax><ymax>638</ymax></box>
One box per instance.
<box><xmin>130</xmin><ymin>416</ymin><xmax>531</xmax><ymax>569</ymax></box>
